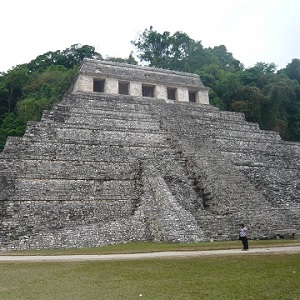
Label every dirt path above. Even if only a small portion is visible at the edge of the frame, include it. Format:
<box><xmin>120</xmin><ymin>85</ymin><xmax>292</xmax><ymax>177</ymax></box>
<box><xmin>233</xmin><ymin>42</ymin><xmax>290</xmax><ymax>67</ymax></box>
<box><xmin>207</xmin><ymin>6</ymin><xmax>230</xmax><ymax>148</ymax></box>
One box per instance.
<box><xmin>0</xmin><ymin>246</ymin><xmax>299</xmax><ymax>262</ymax></box>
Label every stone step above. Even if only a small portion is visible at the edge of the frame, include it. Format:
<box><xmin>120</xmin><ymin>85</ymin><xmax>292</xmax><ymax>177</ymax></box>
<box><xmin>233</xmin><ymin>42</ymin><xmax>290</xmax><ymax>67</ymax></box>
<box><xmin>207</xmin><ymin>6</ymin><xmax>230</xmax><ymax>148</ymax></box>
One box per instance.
<box><xmin>167</xmin><ymin>117</ymin><xmax>280</xmax><ymax>141</ymax></box>
<box><xmin>65</xmin><ymin>93</ymin><xmax>221</xmax><ymax>119</ymax></box>
<box><xmin>164</xmin><ymin>119</ymin><xmax>261</xmax><ymax>138</ymax></box>
<box><xmin>180</xmin><ymin>127</ymin><xmax>280</xmax><ymax>143</ymax></box>
<box><xmin>0</xmin><ymin>199</ymin><xmax>140</xmax><ymax>228</ymax></box>
<box><xmin>23</xmin><ymin>117</ymin><xmax>170</xmax><ymax>143</ymax></box>
<box><xmin>22</xmin><ymin>127</ymin><xmax>171</xmax><ymax>147</ymax></box>
<box><xmin>215</xmin><ymin>138</ymin><xmax>300</xmax><ymax>155</ymax></box>
<box><xmin>190</xmin><ymin>118</ymin><xmax>260</xmax><ymax>131</ymax></box>
<box><xmin>44</xmin><ymin>105</ymin><xmax>158</xmax><ymax>123</ymax></box>
<box><xmin>1</xmin><ymin>137</ymin><xmax>178</xmax><ymax>160</ymax></box>
<box><xmin>67</xmin><ymin>97</ymin><xmax>152</xmax><ymax>113</ymax></box>
<box><xmin>164</xmin><ymin>123</ymin><xmax>261</xmax><ymax>140</ymax></box>
<box><xmin>222</xmin><ymin>151</ymin><xmax>300</xmax><ymax>168</ymax></box>
<box><xmin>27</xmin><ymin>117</ymin><xmax>162</xmax><ymax>136</ymax></box>
<box><xmin>59</xmin><ymin>100</ymin><xmax>153</xmax><ymax>115</ymax></box>
<box><xmin>189</xmin><ymin>110</ymin><xmax>246</xmax><ymax>122</ymax></box>
<box><xmin>11</xmin><ymin>178</ymin><xmax>138</xmax><ymax>201</ymax></box>
<box><xmin>68</xmin><ymin>107</ymin><xmax>158</xmax><ymax>119</ymax></box>
<box><xmin>67</xmin><ymin>109</ymin><xmax>160</xmax><ymax>124</ymax></box>
<box><xmin>214</xmin><ymin>129</ymin><xmax>280</xmax><ymax>141</ymax></box>
<box><xmin>171</xmin><ymin>101</ymin><xmax>220</xmax><ymax>110</ymax></box>
<box><xmin>0</xmin><ymin>159</ymin><xmax>138</xmax><ymax>179</ymax></box>
<box><xmin>65</xmin><ymin>92</ymin><xmax>154</xmax><ymax>108</ymax></box>
<box><xmin>152</xmin><ymin>102</ymin><xmax>246</xmax><ymax>122</ymax></box>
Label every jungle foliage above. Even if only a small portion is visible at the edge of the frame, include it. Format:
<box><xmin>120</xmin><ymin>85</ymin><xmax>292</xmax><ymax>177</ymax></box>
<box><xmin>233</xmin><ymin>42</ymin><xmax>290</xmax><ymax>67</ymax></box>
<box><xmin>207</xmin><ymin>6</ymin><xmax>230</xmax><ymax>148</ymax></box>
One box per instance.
<box><xmin>1</xmin><ymin>30</ymin><xmax>300</xmax><ymax>151</ymax></box>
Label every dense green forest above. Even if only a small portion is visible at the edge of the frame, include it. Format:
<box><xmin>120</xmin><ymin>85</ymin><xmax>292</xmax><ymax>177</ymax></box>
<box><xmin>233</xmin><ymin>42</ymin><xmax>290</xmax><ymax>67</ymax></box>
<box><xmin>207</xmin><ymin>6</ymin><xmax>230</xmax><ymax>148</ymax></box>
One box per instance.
<box><xmin>1</xmin><ymin>28</ymin><xmax>300</xmax><ymax>151</ymax></box>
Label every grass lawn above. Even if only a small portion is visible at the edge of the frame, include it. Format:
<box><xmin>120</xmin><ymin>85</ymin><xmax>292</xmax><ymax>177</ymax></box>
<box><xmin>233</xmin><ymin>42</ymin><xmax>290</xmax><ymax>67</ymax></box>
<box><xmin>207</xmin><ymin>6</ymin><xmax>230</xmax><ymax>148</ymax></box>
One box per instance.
<box><xmin>0</xmin><ymin>240</ymin><xmax>299</xmax><ymax>300</ymax></box>
<box><xmin>1</xmin><ymin>239</ymin><xmax>299</xmax><ymax>256</ymax></box>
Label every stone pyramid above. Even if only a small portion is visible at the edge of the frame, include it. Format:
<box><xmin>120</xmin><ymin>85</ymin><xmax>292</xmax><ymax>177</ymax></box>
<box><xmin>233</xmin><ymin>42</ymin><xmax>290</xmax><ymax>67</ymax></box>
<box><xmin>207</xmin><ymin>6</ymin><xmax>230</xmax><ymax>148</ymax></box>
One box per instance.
<box><xmin>0</xmin><ymin>59</ymin><xmax>299</xmax><ymax>250</ymax></box>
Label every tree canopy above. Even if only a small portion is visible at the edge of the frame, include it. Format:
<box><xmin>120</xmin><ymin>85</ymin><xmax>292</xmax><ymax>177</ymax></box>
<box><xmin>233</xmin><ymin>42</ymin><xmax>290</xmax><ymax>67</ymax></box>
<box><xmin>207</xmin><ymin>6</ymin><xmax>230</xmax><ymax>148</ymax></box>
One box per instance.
<box><xmin>132</xmin><ymin>27</ymin><xmax>243</xmax><ymax>73</ymax></box>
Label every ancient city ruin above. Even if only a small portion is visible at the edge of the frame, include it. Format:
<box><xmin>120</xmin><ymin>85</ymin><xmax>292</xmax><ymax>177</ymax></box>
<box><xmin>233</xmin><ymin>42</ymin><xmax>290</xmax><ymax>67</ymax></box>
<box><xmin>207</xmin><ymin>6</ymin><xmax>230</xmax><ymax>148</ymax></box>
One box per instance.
<box><xmin>0</xmin><ymin>58</ymin><xmax>299</xmax><ymax>250</ymax></box>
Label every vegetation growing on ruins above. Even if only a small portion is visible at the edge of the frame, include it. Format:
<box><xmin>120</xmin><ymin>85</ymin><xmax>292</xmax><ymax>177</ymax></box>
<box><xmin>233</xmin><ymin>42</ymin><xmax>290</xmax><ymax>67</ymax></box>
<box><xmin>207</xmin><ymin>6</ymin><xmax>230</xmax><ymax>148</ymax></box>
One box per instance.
<box><xmin>1</xmin><ymin>30</ymin><xmax>300</xmax><ymax>151</ymax></box>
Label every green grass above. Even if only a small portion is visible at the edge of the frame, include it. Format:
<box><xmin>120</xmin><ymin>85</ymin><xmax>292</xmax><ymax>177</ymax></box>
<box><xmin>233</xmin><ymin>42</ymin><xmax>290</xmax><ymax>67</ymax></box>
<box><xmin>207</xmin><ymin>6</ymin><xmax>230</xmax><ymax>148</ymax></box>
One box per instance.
<box><xmin>0</xmin><ymin>240</ymin><xmax>299</xmax><ymax>299</ymax></box>
<box><xmin>1</xmin><ymin>239</ymin><xmax>300</xmax><ymax>256</ymax></box>
<box><xmin>0</xmin><ymin>253</ymin><xmax>299</xmax><ymax>300</ymax></box>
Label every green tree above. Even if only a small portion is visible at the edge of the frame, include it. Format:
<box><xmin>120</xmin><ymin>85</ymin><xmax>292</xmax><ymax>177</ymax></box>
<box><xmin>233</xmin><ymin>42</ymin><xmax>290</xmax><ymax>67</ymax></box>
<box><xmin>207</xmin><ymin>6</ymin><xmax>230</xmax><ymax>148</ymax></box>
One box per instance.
<box><xmin>132</xmin><ymin>27</ymin><xmax>211</xmax><ymax>72</ymax></box>
<box><xmin>27</xmin><ymin>44</ymin><xmax>102</xmax><ymax>73</ymax></box>
<box><xmin>17</xmin><ymin>97</ymin><xmax>51</xmax><ymax>122</ymax></box>
<box><xmin>0</xmin><ymin>64</ymin><xmax>30</xmax><ymax>115</ymax></box>
<box><xmin>280</xmin><ymin>58</ymin><xmax>300</xmax><ymax>84</ymax></box>
<box><xmin>168</xmin><ymin>31</ymin><xmax>209</xmax><ymax>72</ymax></box>
<box><xmin>208</xmin><ymin>45</ymin><xmax>242</xmax><ymax>71</ymax></box>
<box><xmin>286</xmin><ymin>101</ymin><xmax>300</xmax><ymax>141</ymax></box>
<box><xmin>0</xmin><ymin>112</ymin><xmax>26</xmax><ymax>150</ymax></box>
<box><xmin>132</xmin><ymin>27</ymin><xmax>173</xmax><ymax>69</ymax></box>
<box><xmin>24</xmin><ymin>65</ymin><xmax>76</xmax><ymax>101</ymax></box>
<box><xmin>239</xmin><ymin>62</ymin><xmax>276</xmax><ymax>87</ymax></box>
<box><xmin>0</xmin><ymin>76</ymin><xmax>9</xmax><ymax>118</ymax></box>
<box><xmin>196</xmin><ymin>64</ymin><xmax>225</xmax><ymax>109</ymax></box>
<box><xmin>231</xmin><ymin>85</ymin><xmax>265</xmax><ymax>122</ymax></box>
<box><xmin>215</xmin><ymin>71</ymin><xmax>240</xmax><ymax>110</ymax></box>
<box><xmin>261</xmin><ymin>75</ymin><xmax>296</xmax><ymax>135</ymax></box>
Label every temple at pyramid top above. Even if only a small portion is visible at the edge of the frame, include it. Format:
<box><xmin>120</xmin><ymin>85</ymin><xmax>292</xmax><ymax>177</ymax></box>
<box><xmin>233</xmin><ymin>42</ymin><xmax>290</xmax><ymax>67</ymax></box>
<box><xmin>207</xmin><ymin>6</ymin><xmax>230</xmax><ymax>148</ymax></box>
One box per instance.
<box><xmin>73</xmin><ymin>58</ymin><xmax>210</xmax><ymax>104</ymax></box>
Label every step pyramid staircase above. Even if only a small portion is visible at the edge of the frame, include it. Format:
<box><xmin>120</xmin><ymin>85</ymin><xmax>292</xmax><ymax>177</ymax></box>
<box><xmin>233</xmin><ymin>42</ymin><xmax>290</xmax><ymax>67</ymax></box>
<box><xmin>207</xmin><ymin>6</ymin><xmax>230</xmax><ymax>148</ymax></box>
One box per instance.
<box><xmin>0</xmin><ymin>91</ymin><xmax>299</xmax><ymax>250</ymax></box>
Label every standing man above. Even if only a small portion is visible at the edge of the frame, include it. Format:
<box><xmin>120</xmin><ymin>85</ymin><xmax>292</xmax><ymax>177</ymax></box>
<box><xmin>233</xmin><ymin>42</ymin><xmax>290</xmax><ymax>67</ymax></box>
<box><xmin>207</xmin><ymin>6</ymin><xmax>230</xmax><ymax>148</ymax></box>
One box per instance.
<box><xmin>239</xmin><ymin>223</ymin><xmax>249</xmax><ymax>250</ymax></box>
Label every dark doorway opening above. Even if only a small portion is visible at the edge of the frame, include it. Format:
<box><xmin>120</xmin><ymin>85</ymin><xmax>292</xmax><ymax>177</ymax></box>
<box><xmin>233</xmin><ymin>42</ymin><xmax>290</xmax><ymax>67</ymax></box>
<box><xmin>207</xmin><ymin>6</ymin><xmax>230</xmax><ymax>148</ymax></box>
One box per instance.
<box><xmin>119</xmin><ymin>81</ymin><xmax>129</xmax><ymax>95</ymax></box>
<box><xmin>189</xmin><ymin>91</ymin><xmax>196</xmax><ymax>102</ymax></box>
<box><xmin>167</xmin><ymin>87</ymin><xmax>177</xmax><ymax>100</ymax></box>
<box><xmin>93</xmin><ymin>79</ymin><xmax>105</xmax><ymax>92</ymax></box>
<box><xmin>142</xmin><ymin>85</ymin><xmax>155</xmax><ymax>97</ymax></box>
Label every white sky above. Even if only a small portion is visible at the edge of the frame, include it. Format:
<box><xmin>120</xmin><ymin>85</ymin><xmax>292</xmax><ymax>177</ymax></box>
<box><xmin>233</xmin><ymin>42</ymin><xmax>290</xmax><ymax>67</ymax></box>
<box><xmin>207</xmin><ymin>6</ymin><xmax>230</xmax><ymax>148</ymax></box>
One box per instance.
<box><xmin>1</xmin><ymin>0</ymin><xmax>299</xmax><ymax>72</ymax></box>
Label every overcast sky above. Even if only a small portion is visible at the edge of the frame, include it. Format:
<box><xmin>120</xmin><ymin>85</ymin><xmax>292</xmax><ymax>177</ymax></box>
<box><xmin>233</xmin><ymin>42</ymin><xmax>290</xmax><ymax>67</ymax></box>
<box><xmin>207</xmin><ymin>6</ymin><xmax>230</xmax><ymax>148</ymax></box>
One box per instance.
<box><xmin>1</xmin><ymin>0</ymin><xmax>299</xmax><ymax>72</ymax></box>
